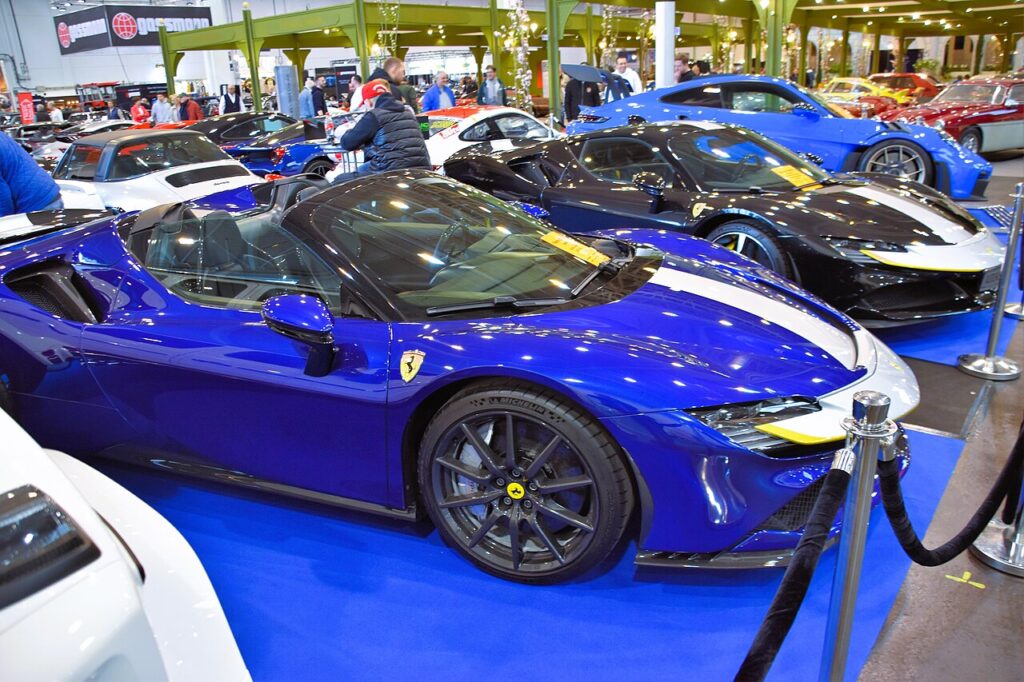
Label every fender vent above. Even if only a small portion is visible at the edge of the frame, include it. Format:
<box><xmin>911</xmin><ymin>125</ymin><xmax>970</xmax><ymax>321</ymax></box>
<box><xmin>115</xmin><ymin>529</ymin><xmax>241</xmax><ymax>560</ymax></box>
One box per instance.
<box><xmin>4</xmin><ymin>260</ymin><xmax>104</xmax><ymax>323</ymax></box>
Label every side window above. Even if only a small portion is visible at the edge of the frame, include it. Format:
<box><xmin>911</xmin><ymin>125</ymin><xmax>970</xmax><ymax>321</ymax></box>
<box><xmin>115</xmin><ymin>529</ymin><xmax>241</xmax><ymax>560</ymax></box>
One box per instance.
<box><xmin>130</xmin><ymin>211</ymin><xmax>342</xmax><ymax>311</ymax></box>
<box><xmin>660</xmin><ymin>85</ymin><xmax>723</xmax><ymax>107</ymax></box>
<box><xmin>56</xmin><ymin>146</ymin><xmax>102</xmax><ymax>180</ymax></box>
<box><xmin>577</xmin><ymin>138</ymin><xmax>677</xmax><ymax>187</ymax></box>
<box><xmin>259</xmin><ymin>116</ymin><xmax>290</xmax><ymax>134</ymax></box>
<box><xmin>459</xmin><ymin>120</ymin><xmax>492</xmax><ymax>142</ymax></box>
<box><xmin>222</xmin><ymin>119</ymin><xmax>263</xmax><ymax>140</ymax></box>
<box><xmin>492</xmin><ymin>114</ymin><xmax>550</xmax><ymax>140</ymax></box>
<box><xmin>1007</xmin><ymin>85</ymin><xmax>1024</xmax><ymax>103</ymax></box>
<box><xmin>830</xmin><ymin>82</ymin><xmax>853</xmax><ymax>94</ymax></box>
<box><xmin>728</xmin><ymin>86</ymin><xmax>802</xmax><ymax>113</ymax></box>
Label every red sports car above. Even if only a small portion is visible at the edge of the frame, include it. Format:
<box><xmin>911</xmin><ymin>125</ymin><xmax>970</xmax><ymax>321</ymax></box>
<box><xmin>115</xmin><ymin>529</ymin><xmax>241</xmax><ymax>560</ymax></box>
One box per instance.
<box><xmin>869</xmin><ymin>72</ymin><xmax>944</xmax><ymax>102</ymax></box>
<box><xmin>879</xmin><ymin>77</ymin><xmax>1024</xmax><ymax>154</ymax></box>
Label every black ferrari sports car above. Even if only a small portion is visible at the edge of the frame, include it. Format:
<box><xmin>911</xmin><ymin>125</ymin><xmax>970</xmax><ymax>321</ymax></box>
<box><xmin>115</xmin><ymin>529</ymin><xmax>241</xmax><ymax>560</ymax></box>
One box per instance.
<box><xmin>444</xmin><ymin>122</ymin><xmax>1004</xmax><ymax>325</ymax></box>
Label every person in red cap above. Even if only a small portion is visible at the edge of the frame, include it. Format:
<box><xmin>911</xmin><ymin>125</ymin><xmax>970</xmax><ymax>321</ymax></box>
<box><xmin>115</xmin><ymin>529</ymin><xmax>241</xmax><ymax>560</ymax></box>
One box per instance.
<box><xmin>334</xmin><ymin>78</ymin><xmax>430</xmax><ymax>182</ymax></box>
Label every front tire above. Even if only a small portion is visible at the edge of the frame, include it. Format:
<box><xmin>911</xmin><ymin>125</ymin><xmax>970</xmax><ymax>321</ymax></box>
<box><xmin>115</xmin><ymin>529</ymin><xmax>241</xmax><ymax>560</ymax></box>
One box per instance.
<box><xmin>706</xmin><ymin>220</ymin><xmax>794</xmax><ymax>279</ymax></box>
<box><xmin>418</xmin><ymin>381</ymin><xmax>633</xmax><ymax>583</ymax></box>
<box><xmin>959</xmin><ymin>128</ymin><xmax>982</xmax><ymax>154</ymax></box>
<box><xmin>856</xmin><ymin>139</ymin><xmax>934</xmax><ymax>186</ymax></box>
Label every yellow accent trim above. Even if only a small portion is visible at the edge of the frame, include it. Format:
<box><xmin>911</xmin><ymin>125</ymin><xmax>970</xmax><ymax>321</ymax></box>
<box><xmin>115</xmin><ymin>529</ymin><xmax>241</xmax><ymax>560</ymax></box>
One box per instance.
<box><xmin>860</xmin><ymin>250</ymin><xmax>988</xmax><ymax>272</ymax></box>
<box><xmin>754</xmin><ymin>423</ymin><xmax>844</xmax><ymax>445</ymax></box>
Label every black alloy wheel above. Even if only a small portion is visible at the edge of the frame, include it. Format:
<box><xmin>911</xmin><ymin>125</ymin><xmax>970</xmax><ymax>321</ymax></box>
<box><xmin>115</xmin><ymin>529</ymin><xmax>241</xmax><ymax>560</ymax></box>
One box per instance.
<box><xmin>419</xmin><ymin>382</ymin><xmax>633</xmax><ymax>583</ymax></box>
<box><xmin>706</xmin><ymin>220</ymin><xmax>794</xmax><ymax>279</ymax></box>
<box><xmin>959</xmin><ymin>128</ymin><xmax>981</xmax><ymax>154</ymax></box>
<box><xmin>856</xmin><ymin>139</ymin><xmax>933</xmax><ymax>185</ymax></box>
<box><xmin>303</xmin><ymin>159</ymin><xmax>336</xmax><ymax>177</ymax></box>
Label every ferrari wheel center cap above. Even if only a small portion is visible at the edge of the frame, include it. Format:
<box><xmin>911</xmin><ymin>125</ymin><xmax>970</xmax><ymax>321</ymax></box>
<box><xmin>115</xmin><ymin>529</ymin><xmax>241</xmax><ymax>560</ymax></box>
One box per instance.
<box><xmin>506</xmin><ymin>482</ymin><xmax>526</xmax><ymax>500</ymax></box>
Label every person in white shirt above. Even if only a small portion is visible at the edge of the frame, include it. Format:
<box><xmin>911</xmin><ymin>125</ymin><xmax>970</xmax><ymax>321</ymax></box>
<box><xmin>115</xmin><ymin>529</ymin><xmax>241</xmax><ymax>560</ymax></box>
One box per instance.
<box><xmin>151</xmin><ymin>93</ymin><xmax>176</xmax><ymax>123</ymax></box>
<box><xmin>348</xmin><ymin>74</ymin><xmax>364</xmax><ymax>111</ymax></box>
<box><xmin>611</xmin><ymin>56</ymin><xmax>643</xmax><ymax>99</ymax></box>
<box><xmin>46</xmin><ymin>102</ymin><xmax>64</xmax><ymax>122</ymax></box>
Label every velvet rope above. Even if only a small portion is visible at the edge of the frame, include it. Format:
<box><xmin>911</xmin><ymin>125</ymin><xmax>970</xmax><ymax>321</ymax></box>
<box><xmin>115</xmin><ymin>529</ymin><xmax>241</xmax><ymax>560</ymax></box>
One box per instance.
<box><xmin>735</xmin><ymin>466</ymin><xmax>851</xmax><ymax>682</ymax></box>
<box><xmin>878</xmin><ymin>419</ymin><xmax>1024</xmax><ymax>567</ymax></box>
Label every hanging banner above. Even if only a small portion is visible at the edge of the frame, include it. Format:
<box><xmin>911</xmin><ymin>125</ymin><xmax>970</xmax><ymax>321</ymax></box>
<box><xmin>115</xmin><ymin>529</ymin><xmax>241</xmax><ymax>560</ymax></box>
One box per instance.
<box><xmin>17</xmin><ymin>92</ymin><xmax>35</xmax><ymax>124</ymax></box>
<box><xmin>52</xmin><ymin>5</ymin><xmax>212</xmax><ymax>54</ymax></box>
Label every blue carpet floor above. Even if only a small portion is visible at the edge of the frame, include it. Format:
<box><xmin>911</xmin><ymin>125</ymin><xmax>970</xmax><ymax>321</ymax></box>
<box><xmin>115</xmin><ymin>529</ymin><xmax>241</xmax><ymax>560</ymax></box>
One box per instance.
<box><xmin>93</xmin><ymin>430</ymin><xmax>963</xmax><ymax>682</ymax></box>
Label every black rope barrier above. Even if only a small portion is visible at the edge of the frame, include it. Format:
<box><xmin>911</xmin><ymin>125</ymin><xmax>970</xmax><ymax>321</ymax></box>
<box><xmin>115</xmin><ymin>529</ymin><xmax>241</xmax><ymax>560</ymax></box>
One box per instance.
<box><xmin>734</xmin><ymin>463</ymin><xmax>852</xmax><ymax>682</ymax></box>
<box><xmin>878</xmin><ymin>419</ymin><xmax>1024</xmax><ymax>567</ymax></box>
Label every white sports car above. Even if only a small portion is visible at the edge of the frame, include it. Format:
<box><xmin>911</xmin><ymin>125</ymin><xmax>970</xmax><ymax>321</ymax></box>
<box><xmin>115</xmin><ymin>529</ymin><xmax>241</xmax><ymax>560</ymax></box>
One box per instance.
<box><xmin>31</xmin><ymin>119</ymin><xmax>137</xmax><ymax>168</ymax></box>
<box><xmin>423</xmin><ymin>105</ymin><xmax>561</xmax><ymax>168</ymax></box>
<box><xmin>0</xmin><ymin>407</ymin><xmax>249</xmax><ymax>681</ymax></box>
<box><xmin>52</xmin><ymin>129</ymin><xmax>264</xmax><ymax>213</ymax></box>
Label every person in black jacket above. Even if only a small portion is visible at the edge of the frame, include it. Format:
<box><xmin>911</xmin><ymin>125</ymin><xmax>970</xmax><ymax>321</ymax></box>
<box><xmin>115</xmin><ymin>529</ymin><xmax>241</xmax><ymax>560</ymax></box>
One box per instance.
<box><xmin>312</xmin><ymin>76</ymin><xmax>328</xmax><ymax>116</ymax></box>
<box><xmin>563</xmin><ymin>72</ymin><xmax>600</xmax><ymax>123</ymax></box>
<box><xmin>333</xmin><ymin>79</ymin><xmax>430</xmax><ymax>183</ymax></box>
<box><xmin>367</xmin><ymin>57</ymin><xmax>418</xmax><ymax>109</ymax></box>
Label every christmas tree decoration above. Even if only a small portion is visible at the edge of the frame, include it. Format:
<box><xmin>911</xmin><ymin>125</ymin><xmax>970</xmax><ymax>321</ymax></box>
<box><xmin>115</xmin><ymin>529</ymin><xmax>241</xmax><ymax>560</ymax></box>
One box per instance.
<box><xmin>376</xmin><ymin>0</ymin><xmax>401</xmax><ymax>57</ymax></box>
<box><xmin>499</xmin><ymin>0</ymin><xmax>534</xmax><ymax>114</ymax></box>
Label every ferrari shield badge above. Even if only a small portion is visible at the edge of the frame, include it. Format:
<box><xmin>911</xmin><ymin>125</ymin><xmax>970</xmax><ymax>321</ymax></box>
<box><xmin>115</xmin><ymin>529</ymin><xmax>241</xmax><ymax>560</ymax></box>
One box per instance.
<box><xmin>400</xmin><ymin>350</ymin><xmax>426</xmax><ymax>383</ymax></box>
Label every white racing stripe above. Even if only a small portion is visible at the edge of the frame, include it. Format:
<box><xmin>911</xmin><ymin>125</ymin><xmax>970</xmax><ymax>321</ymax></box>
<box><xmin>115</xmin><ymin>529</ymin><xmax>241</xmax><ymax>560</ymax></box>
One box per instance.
<box><xmin>649</xmin><ymin>267</ymin><xmax>858</xmax><ymax>370</ymax></box>
<box><xmin>845</xmin><ymin>186</ymin><xmax>974</xmax><ymax>244</ymax></box>
<box><xmin>862</xmin><ymin>228</ymin><xmax>1004</xmax><ymax>272</ymax></box>
<box><xmin>0</xmin><ymin>214</ymin><xmax>35</xmax><ymax>240</ymax></box>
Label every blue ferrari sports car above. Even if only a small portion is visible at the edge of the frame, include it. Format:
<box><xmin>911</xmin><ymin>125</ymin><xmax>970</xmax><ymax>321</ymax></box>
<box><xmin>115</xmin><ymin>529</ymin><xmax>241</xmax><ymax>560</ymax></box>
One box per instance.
<box><xmin>569</xmin><ymin>75</ymin><xmax>992</xmax><ymax>201</ymax></box>
<box><xmin>222</xmin><ymin>121</ymin><xmax>341</xmax><ymax>177</ymax></box>
<box><xmin>0</xmin><ymin>172</ymin><xmax>916</xmax><ymax>582</ymax></box>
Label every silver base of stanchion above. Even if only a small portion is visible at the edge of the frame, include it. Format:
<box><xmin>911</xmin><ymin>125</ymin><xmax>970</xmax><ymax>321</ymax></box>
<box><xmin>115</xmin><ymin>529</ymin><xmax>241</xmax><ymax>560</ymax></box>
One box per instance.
<box><xmin>957</xmin><ymin>354</ymin><xmax>1021</xmax><ymax>381</ymax></box>
<box><xmin>970</xmin><ymin>520</ymin><xmax>1024</xmax><ymax>578</ymax></box>
<box><xmin>1006</xmin><ymin>302</ymin><xmax>1024</xmax><ymax>321</ymax></box>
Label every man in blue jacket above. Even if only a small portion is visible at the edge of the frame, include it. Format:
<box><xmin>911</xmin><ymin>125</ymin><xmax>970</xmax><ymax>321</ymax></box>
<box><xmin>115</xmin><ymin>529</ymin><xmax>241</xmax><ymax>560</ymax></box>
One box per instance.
<box><xmin>421</xmin><ymin>71</ymin><xmax>456</xmax><ymax>113</ymax></box>
<box><xmin>0</xmin><ymin>132</ymin><xmax>62</xmax><ymax>217</ymax></box>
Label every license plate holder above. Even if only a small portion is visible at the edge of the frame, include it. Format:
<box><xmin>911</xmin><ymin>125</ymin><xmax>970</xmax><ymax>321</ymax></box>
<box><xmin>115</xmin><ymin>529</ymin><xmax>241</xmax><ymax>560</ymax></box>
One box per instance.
<box><xmin>979</xmin><ymin>266</ymin><xmax>1000</xmax><ymax>291</ymax></box>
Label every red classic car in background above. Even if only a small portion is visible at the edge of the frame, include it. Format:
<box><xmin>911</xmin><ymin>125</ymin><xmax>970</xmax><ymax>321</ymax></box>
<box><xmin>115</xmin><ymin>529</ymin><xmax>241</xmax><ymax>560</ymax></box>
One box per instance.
<box><xmin>879</xmin><ymin>77</ymin><xmax>1024</xmax><ymax>154</ymax></box>
<box><xmin>869</xmin><ymin>72</ymin><xmax>944</xmax><ymax>102</ymax></box>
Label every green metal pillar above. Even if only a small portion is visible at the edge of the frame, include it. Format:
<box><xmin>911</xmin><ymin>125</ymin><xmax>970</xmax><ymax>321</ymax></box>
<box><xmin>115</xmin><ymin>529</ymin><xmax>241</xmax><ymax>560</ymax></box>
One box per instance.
<box><xmin>353</xmin><ymin>0</ymin><xmax>370</xmax><ymax>79</ymax></box>
<box><xmin>839</xmin><ymin>20</ymin><xmax>850</xmax><ymax>77</ymax></box>
<box><xmin>585</xmin><ymin>4</ymin><xmax>598</xmax><ymax>66</ymax></box>
<box><xmin>999</xmin><ymin>33</ymin><xmax>1014</xmax><ymax>73</ymax></box>
<box><xmin>798</xmin><ymin>15</ymin><xmax>809</xmax><ymax>83</ymax></box>
<box><xmin>544</xmin><ymin>0</ymin><xmax>576</xmax><ymax>123</ymax></box>
<box><xmin>158</xmin><ymin>24</ymin><xmax>184</xmax><ymax>96</ymax></box>
<box><xmin>757</xmin><ymin>0</ymin><xmax>798</xmax><ymax>77</ymax></box>
<box><xmin>285</xmin><ymin>47</ymin><xmax>311</xmax><ymax>75</ymax></box>
<box><xmin>973</xmin><ymin>35</ymin><xmax>986</xmax><ymax>74</ymax></box>
<box><xmin>470</xmin><ymin>46</ymin><xmax>488</xmax><ymax>83</ymax></box>
<box><xmin>488</xmin><ymin>0</ymin><xmax>503</xmax><ymax>83</ymax></box>
<box><xmin>744</xmin><ymin>16</ymin><xmax>754</xmax><ymax>71</ymax></box>
<box><xmin>871</xmin><ymin>23</ymin><xmax>881</xmax><ymax>75</ymax></box>
<box><xmin>242</xmin><ymin>6</ymin><xmax>263</xmax><ymax>113</ymax></box>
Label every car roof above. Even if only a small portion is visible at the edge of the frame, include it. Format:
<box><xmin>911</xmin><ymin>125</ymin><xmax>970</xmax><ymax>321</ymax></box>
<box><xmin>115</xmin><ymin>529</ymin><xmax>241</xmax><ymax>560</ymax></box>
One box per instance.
<box><xmin>71</xmin><ymin>128</ymin><xmax>205</xmax><ymax>147</ymax></box>
<box><xmin>677</xmin><ymin>74</ymin><xmax>794</xmax><ymax>88</ymax></box>
<box><xmin>956</xmin><ymin>76</ymin><xmax>1024</xmax><ymax>87</ymax></box>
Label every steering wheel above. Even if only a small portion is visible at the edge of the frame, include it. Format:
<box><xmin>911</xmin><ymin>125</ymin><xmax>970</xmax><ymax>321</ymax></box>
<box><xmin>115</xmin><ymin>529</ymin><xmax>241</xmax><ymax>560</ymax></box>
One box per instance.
<box><xmin>433</xmin><ymin>219</ymin><xmax>474</xmax><ymax>263</ymax></box>
<box><xmin>730</xmin><ymin>153</ymin><xmax>765</xmax><ymax>181</ymax></box>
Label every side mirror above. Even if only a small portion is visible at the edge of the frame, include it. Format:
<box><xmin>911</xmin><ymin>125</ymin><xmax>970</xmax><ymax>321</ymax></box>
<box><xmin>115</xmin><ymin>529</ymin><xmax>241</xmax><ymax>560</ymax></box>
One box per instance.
<box><xmin>632</xmin><ymin>172</ymin><xmax>666</xmax><ymax>214</ymax></box>
<box><xmin>799</xmin><ymin>152</ymin><xmax>825</xmax><ymax>167</ymax></box>
<box><xmin>262</xmin><ymin>294</ymin><xmax>336</xmax><ymax>377</ymax></box>
<box><xmin>792</xmin><ymin>103</ymin><xmax>821</xmax><ymax>121</ymax></box>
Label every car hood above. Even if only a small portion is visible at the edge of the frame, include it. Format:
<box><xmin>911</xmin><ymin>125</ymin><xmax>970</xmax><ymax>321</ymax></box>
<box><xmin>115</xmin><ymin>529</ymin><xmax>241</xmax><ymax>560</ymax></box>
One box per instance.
<box><xmin>880</xmin><ymin>101</ymin><xmax>1000</xmax><ymax>121</ymax></box>
<box><xmin>712</xmin><ymin>180</ymin><xmax>986</xmax><ymax>246</ymax></box>
<box><xmin>418</xmin><ymin>240</ymin><xmax>871</xmax><ymax>413</ymax></box>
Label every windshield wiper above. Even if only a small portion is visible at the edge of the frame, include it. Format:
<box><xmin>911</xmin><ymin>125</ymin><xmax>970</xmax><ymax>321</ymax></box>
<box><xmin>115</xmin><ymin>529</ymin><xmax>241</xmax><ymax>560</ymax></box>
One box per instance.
<box><xmin>569</xmin><ymin>258</ymin><xmax>625</xmax><ymax>298</ymax></box>
<box><xmin>426</xmin><ymin>295</ymin><xmax>570</xmax><ymax>316</ymax></box>
<box><xmin>789</xmin><ymin>177</ymin><xmax>846</xmax><ymax>192</ymax></box>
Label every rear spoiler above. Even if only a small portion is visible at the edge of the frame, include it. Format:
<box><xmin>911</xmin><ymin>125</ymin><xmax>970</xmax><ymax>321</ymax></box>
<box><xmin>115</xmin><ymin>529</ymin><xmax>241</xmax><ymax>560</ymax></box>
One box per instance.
<box><xmin>0</xmin><ymin>209</ymin><xmax>113</xmax><ymax>247</ymax></box>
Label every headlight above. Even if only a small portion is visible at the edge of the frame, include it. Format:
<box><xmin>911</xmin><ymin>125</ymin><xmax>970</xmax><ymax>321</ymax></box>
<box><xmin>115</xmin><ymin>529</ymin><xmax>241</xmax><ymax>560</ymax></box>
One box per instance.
<box><xmin>0</xmin><ymin>485</ymin><xmax>100</xmax><ymax>609</ymax></box>
<box><xmin>823</xmin><ymin>236</ymin><xmax>907</xmax><ymax>264</ymax></box>
<box><xmin>687</xmin><ymin>397</ymin><xmax>820</xmax><ymax>453</ymax></box>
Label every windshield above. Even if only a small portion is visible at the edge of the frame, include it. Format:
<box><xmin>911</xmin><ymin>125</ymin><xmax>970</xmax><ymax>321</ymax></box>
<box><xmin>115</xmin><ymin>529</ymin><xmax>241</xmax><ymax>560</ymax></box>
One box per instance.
<box><xmin>107</xmin><ymin>135</ymin><xmax>229</xmax><ymax>180</ymax></box>
<box><xmin>667</xmin><ymin>127</ymin><xmax>831</xmax><ymax>192</ymax></box>
<box><xmin>798</xmin><ymin>86</ymin><xmax>855</xmax><ymax>118</ymax></box>
<box><xmin>933</xmin><ymin>83</ymin><xmax>1004</xmax><ymax>104</ymax></box>
<box><xmin>296</xmin><ymin>174</ymin><xmax>619</xmax><ymax>317</ymax></box>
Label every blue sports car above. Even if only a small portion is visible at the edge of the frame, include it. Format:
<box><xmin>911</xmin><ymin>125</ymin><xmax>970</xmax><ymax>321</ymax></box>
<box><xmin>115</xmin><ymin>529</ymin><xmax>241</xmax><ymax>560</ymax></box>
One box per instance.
<box><xmin>223</xmin><ymin>121</ymin><xmax>342</xmax><ymax>177</ymax></box>
<box><xmin>0</xmin><ymin>172</ymin><xmax>916</xmax><ymax>582</ymax></box>
<box><xmin>569</xmin><ymin>75</ymin><xmax>992</xmax><ymax>201</ymax></box>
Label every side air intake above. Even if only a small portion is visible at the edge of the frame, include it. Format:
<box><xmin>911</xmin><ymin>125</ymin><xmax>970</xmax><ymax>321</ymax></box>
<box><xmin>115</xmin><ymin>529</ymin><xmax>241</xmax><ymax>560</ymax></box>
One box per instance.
<box><xmin>4</xmin><ymin>260</ymin><xmax>105</xmax><ymax>324</ymax></box>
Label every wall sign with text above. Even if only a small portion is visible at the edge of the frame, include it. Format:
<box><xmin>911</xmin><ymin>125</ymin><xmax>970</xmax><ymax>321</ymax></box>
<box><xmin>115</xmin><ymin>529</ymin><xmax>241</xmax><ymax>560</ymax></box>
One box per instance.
<box><xmin>54</xmin><ymin>5</ymin><xmax>212</xmax><ymax>54</ymax></box>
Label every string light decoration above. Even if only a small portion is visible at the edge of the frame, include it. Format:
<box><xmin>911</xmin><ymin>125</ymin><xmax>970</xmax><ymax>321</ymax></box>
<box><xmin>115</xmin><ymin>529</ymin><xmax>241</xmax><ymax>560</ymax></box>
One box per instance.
<box><xmin>498</xmin><ymin>0</ymin><xmax>534</xmax><ymax>114</ymax></box>
<box><xmin>599</xmin><ymin>5</ymin><xmax>620</xmax><ymax>67</ymax></box>
<box><xmin>637</xmin><ymin>9</ymin><xmax>654</xmax><ymax>79</ymax></box>
<box><xmin>712</xmin><ymin>17</ymin><xmax>738</xmax><ymax>73</ymax></box>
<box><xmin>783</xmin><ymin>23</ymin><xmax>801</xmax><ymax>79</ymax></box>
<box><xmin>376</xmin><ymin>0</ymin><xmax>401</xmax><ymax>57</ymax></box>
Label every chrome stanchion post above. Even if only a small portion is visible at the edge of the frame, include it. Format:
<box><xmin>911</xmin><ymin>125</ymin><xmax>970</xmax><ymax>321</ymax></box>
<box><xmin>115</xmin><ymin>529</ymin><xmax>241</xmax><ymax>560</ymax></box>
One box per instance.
<box><xmin>1006</xmin><ymin>187</ymin><xmax>1024</xmax><ymax>321</ymax></box>
<box><xmin>958</xmin><ymin>182</ymin><xmax>1023</xmax><ymax>381</ymax></box>
<box><xmin>820</xmin><ymin>391</ymin><xmax>898</xmax><ymax>682</ymax></box>
<box><xmin>970</xmin><ymin>472</ymin><xmax>1024</xmax><ymax>578</ymax></box>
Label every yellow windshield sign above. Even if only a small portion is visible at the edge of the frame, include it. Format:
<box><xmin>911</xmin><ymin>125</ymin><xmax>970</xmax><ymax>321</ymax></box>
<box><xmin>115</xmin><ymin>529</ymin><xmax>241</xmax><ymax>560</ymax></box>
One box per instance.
<box><xmin>541</xmin><ymin>231</ymin><xmax>611</xmax><ymax>268</ymax></box>
<box><xmin>770</xmin><ymin>164</ymin><xmax>821</xmax><ymax>190</ymax></box>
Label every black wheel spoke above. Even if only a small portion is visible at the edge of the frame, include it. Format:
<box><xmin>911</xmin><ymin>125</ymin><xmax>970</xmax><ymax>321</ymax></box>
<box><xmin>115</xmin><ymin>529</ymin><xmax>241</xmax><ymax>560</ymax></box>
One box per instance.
<box><xmin>437</xmin><ymin>456</ymin><xmax>490</xmax><ymax>484</ymax></box>
<box><xmin>536</xmin><ymin>475</ymin><xmax>594</xmax><ymax>495</ymax></box>
<box><xmin>508</xmin><ymin>512</ymin><xmax>522</xmax><ymax>570</ymax></box>
<box><xmin>466</xmin><ymin>508</ymin><xmax>502</xmax><ymax>547</ymax></box>
<box><xmin>460</xmin><ymin>422</ymin><xmax>503</xmax><ymax>476</ymax></box>
<box><xmin>504</xmin><ymin>413</ymin><xmax>516</xmax><ymax>469</ymax></box>
<box><xmin>537</xmin><ymin>499</ymin><xmax>594</xmax><ymax>533</ymax></box>
<box><xmin>440</xmin><ymin>489</ymin><xmax>503</xmax><ymax>509</ymax></box>
<box><xmin>524</xmin><ymin>433</ymin><xmax>562</xmax><ymax>479</ymax></box>
<box><xmin>527</xmin><ymin>514</ymin><xmax>566</xmax><ymax>564</ymax></box>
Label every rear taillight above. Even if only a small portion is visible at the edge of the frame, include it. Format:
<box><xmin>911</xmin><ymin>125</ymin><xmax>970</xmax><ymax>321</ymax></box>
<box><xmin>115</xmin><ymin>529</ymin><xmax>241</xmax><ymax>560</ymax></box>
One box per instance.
<box><xmin>271</xmin><ymin>147</ymin><xmax>287</xmax><ymax>164</ymax></box>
